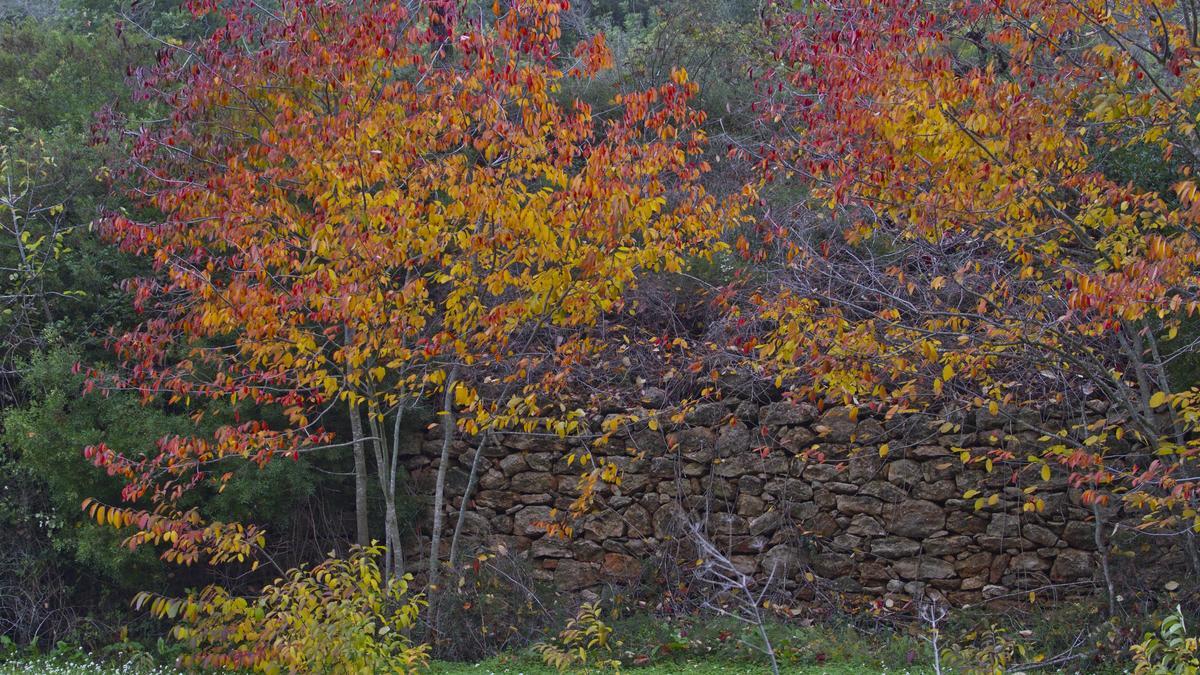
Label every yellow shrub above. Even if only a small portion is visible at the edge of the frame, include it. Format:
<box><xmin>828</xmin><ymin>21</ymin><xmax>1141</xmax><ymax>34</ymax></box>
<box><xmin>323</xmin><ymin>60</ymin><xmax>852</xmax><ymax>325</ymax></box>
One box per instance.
<box><xmin>534</xmin><ymin>601</ymin><xmax>621</xmax><ymax>673</ymax></box>
<box><xmin>137</xmin><ymin>544</ymin><xmax>428</xmax><ymax>673</ymax></box>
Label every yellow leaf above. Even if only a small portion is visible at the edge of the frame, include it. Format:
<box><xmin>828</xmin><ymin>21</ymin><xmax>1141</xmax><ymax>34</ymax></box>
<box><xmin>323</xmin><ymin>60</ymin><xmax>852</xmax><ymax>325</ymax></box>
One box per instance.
<box><xmin>1149</xmin><ymin>391</ymin><xmax>1168</xmax><ymax>408</ymax></box>
<box><xmin>878</xmin><ymin>443</ymin><xmax>889</xmax><ymax>458</ymax></box>
<box><xmin>1040</xmin><ymin>464</ymin><xmax>1051</xmax><ymax>481</ymax></box>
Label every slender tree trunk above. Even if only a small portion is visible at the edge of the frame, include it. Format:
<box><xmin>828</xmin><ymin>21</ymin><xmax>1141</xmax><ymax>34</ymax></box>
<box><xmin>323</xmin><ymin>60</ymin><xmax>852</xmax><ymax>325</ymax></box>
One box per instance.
<box><xmin>1141</xmin><ymin>323</ymin><xmax>1186</xmax><ymax>443</ymax></box>
<box><xmin>428</xmin><ymin>366</ymin><xmax>459</xmax><ymax>591</ymax></box>
<box><xmin>1092</xmin><ymin>501</ymin><xmax>1117</xmax><ymax>617</ymax></box>
<box><xmin>1114</xmin><ymin>327</ymin><xmax>1163</xmax><ymax>445</ymax></box>
<box><xmin>1185</xmin><ymin>530</ymin><xmax>1200</xmax><ymax>581</ymax></box>
<box><xmin>367</xmin><ymin>404</ymin><xmax>405</xmax><ymax>580</ymax></box>
<box><xmin>343</xmin><ymin>326</ymin><xmax>372</xmax><ymax>550</ymax></box>
<box><xmin>383</xmin><ymin>492</ymin><xmax>403</xmax><ymax>578</ymax></box>
<box><xmin>388</xmin><ymin>402</ymin><xmax>406</xmax><ymax>576</ymax></box>
<box><xmin>449</xmin><ymin>432</ymin><xmax>490</xmax><ymax>568</ymax></box>
<box><xmin>349</xmin><ymin>401</ymin><xmax>370</xmax><ymax>548</ymax></box>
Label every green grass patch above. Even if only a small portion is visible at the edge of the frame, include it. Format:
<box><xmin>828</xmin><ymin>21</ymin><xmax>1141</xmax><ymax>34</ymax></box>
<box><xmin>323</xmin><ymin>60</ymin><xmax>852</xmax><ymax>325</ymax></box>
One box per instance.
<box><xmin>428</xmin><ymin>652</ymin><xmax>931</xmax><ymax>674</ymax></box>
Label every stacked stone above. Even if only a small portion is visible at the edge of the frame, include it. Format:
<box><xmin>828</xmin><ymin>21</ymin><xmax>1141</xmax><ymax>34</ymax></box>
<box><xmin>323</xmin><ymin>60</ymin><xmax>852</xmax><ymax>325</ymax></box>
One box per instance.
<box><xmin>403</xmin><ymin>397</ymin><xmax>1103</xmax><ymax>605</ymax></box>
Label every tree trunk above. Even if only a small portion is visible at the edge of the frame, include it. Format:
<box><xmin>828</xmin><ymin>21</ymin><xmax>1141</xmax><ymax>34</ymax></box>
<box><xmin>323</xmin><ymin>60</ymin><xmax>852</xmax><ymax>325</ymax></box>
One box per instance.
<box><xmin>367</xmin><ymin>404</ymin><xmax>405</xmax><ymax>580</ymax></box>
<box><xmin>428</xmin><ymin>366</ymin><xmax>459</xmax><ymax>592</ymax></box>
<box><xmin>1092</xmin><ymin>501</ymin><xmax>1117</xmax><ymax>617</ymax></box>
<box><xmin>388</xmin><ymin>400</ymin><xmax>407</xmax><ymax>577</ymax></box>
<box><xmin>449</xmin><ymin>432</ymin><xmax>490</xmax><ymax>568</ymax></box>
<box><xmin>349</xmin><ymin>401</ymin><xmax>370</xmax><ymax>548</ymax></box>
<box><xmin>1185</xmin><ymin>530</ymin><xmax>1200</xmax><ymax>581</ymax></box>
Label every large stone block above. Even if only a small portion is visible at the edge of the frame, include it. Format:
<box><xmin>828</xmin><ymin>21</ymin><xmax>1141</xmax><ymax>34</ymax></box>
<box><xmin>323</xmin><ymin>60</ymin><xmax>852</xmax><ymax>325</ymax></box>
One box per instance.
<box><xmin>812</xmin><ymin>552</ymin><xmax>855</xmax><ymax>578</ymax></box>
<box><xmin>511</xmin><ymin>472</ymin><xmax>556</xmax><ymax>494</ymax></box>
<box><xmin>716</xmin><ymin>422</ymin><xmax>751</xmax><ymax>458</ymax></box>
<box><xmin>1062</xmin><ymin>521</ymin><xmax>1097</xmax><ymax>549</ymax></box>
<box><xmin>803</xmin><ymin>463</ymin><xmax>842</xmax><ymax>482</ymax></box>
<box><xmin>764</xmin><ymin>478</ymin><xmax>814</xmax><ymax>502</ymax></box>
<box><xmin>1050</xmin><ymin>549</ymin><xmax>1094</xmax><ymax>580</ymax></box>
<box><xmin>713</xmin><ymin>453</ymin><xmax>755</xmax><ymax>478</ymax></box>
<box><xmin>499</xmin><ymin>454</ymin><xmax>528</xmax><ymax>477</ymax></box>
<box><xmin>623</xmin><ymin>503</ymin><xmax>652</xmax><ymax>538</ymax></box>
<box><xmin>737</xmin><ymin>494</ymin><xmax>765</xmax><ymax>516</ymax></box>
<box><xmin>802</xmin><ymin>512</ymin><xmax>840</xmax><ymax>537</ymax></box>
<box><xmin>887</xmin><ymin>459</ymin><xmax>922</xmax><ymax>488</ymax></box>
<box><xmin>685</xmin><ymin>402</ymin><xmax>729</xmax><ymax>426</ymax></box>
<box><xmin>923</xmin><ymin>535</ymin><xmax>971</xmax><ymax>556</ymax></box>
<box><xmin>555</xmin><ymin>560</ymin><xmax>600</xmax><ymax>590</ymax></box>
<box><xmin>779</xmin><ymin>426</ymin><xmax>817</xmax><ymax>452</ymax></box>
<box><xmin>601</xmin><ymin>553</ymin><xmax>642</xmax><ymax>581</ymax></box>
<box><xmin>895</xmin><ymin>557</ymin><xmax>956</xmax><ymax>580</ymax></box>
<box><xmin>1010</xmin><ymin>552</ymin><xmax>1049</xmax><ymax>572</ymax></box>
<box><xmin>847</xmin><ymin>514</ymin><xmax>886</xmax><ymax>537</ymax></box>
<box><xmin>815</xmin><ymin>406</ymin><xmax>858</xmax><ymax>443</ymax></box>
<box><xmin>860</xmin><ymin>481</ymin><xmax>906</xmax><ymax>503</ymax></box>
<box><xmin>886</xmin><ymin>500</ymin><xmax>945</xmax><ymax>538</ymax></box>
<box><xmin>671</xmin><ymin>427</ymin><xmax>717</xmax><ymax>462</ymax></box>
<box><xmin>709</xmin><ymin>512</ymin><xmax>749</xmax><ymax>537</ymax></box>
<box><xmin>913</xmin><ymin>480</ymin><xmax>957</xmax><ymax>502</ymax></box>
<box><xmin>582</xmin><ymin>516</ymin><xmax>624</xmax><ymax>540</ymax></box>
<box><xmin>514</xmin><ymin>505</ymin><xmax>554</xmax><ymax>536</ymax></box>
<box><xmin>872</xmin><ymin>537</ymin><xmax>921</xmax><ymax>559</ymax></box>
<box><xmin>837</xmin><ymin>495</ymin><xmax>884</xmax><ymax>517</ymax></box>
<box><xmin>749</xmin><ymin>510</ymin><xmax>783</xmax><ymax>537</ymax></box>
<box><xmin>986</xmin><ymin>513</ymin><xmax>1022</xmax><ymax>539</ymax></box>
<box><xmin>761</xmin><ymin>401</ymin><xmax>816</xmax><ymax>426</ymax></box>
<box><xmin>652</xmin><ymin>504</ymin><xmax>683</xmax><ymax>539</ymax></box>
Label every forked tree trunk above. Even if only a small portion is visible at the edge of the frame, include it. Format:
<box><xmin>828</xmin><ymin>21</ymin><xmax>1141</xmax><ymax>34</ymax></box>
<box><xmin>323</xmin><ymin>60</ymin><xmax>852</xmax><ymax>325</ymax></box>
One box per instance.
<box><xmin>366</xmin><ymin>404</ymin><xmax>405</xmax><ymax>580</ymax></box>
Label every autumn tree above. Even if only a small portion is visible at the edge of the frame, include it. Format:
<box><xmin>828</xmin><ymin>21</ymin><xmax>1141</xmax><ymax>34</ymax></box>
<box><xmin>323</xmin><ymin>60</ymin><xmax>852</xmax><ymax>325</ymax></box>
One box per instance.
<box><xmin>89</xmin><ymin>0</ymin><xmax>730</xmax><ymax>602</ymax></box>
<box><xmin>748</xmin><ymin>0</ymin><xmax>1200</xmax><ymax>605</ymax></box>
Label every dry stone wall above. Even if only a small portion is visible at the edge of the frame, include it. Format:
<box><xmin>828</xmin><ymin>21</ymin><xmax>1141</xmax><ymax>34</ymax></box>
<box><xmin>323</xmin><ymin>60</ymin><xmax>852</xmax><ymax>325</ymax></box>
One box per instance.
<box><xmin>403</xmin><ymin>398</ymin><xmax>1106</xmax><ymax>606</ymax></box>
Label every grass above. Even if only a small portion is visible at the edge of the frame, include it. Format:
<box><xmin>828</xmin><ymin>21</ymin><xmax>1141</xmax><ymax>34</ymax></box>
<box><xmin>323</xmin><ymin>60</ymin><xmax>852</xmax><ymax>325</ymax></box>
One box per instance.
<box><xmin>0</xmin><ymin>600</ymin><xmax>1153</xmax><ymax>674</ymax></box>
<box><xmin>427</xmin><ymin>614</ymin><xmax>934</xmax><ymax>674</ymax></box>
<box><xmin>428</xmin><ymin>653</ymin><xmax>932</xmax><ymax>674</ymax></box>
